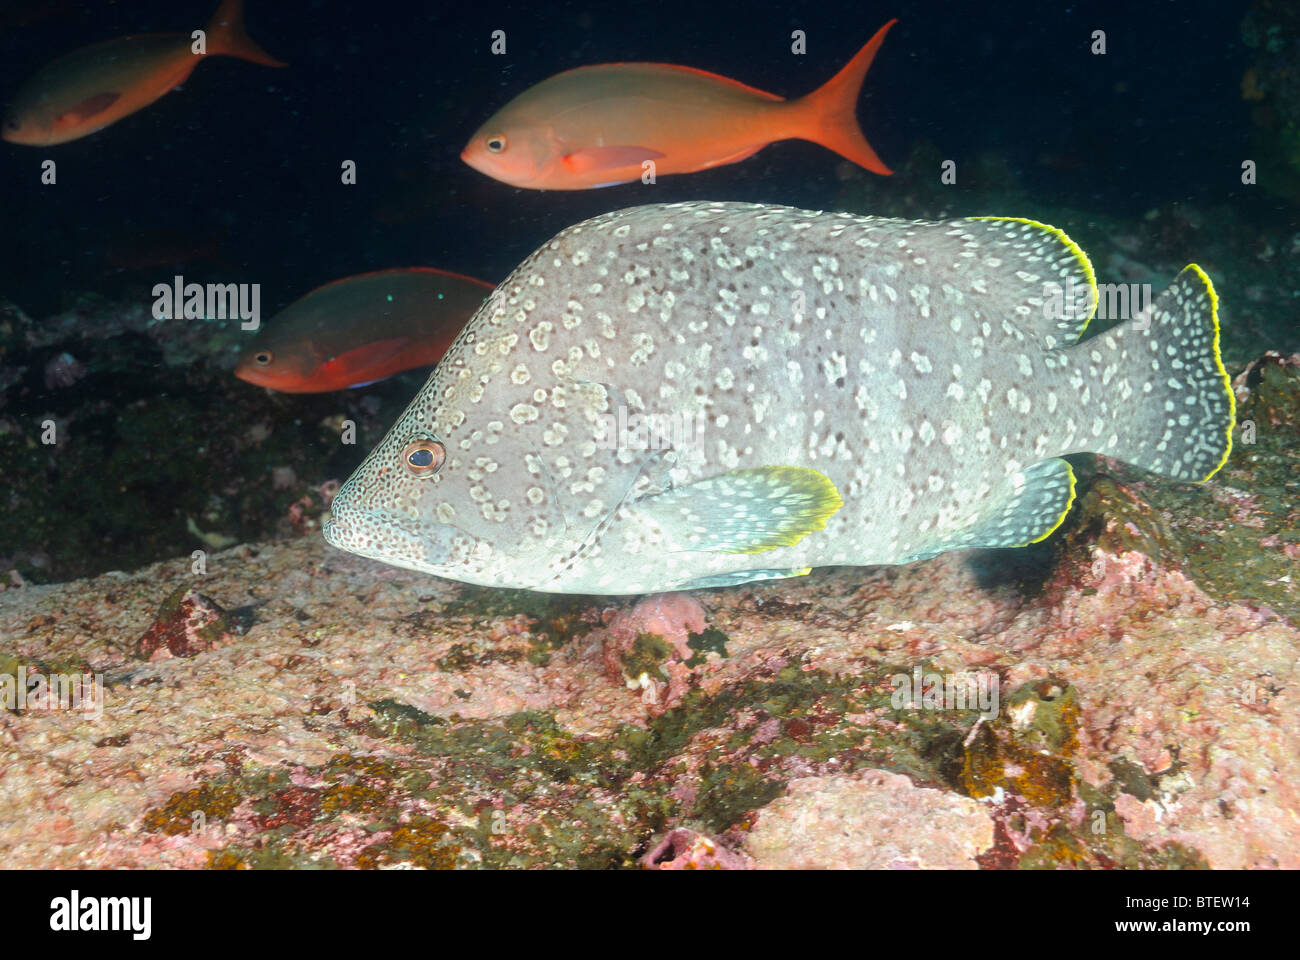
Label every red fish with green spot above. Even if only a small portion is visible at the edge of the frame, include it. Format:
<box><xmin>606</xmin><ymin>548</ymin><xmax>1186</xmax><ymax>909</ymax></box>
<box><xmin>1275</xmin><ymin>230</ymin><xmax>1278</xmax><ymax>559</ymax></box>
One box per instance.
<box><xmin>461</xmin><ymin>19</ymin><xmax>897</xmax><ymax>190</ymax></box>
<box><xmin>2</xmin><ymin>0</ymin><xmax>284</xmax><ymax>146</ymax></box>
<box><xmin>234</xmin><ymin>268</ymin><xmax>494</xmax><ymax>394</ymax></box>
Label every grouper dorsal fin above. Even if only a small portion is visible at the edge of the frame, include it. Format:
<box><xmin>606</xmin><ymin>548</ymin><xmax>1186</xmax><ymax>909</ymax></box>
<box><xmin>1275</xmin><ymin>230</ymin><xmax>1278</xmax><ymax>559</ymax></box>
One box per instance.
<box><xmin>954</xmin><ymin>216</ymin><xmax>1099</xmax><ymax>348</ymax></box>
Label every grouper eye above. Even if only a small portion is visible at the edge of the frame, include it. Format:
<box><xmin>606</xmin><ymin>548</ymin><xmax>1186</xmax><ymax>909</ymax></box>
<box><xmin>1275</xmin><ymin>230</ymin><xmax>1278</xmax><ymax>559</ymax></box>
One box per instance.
<box><xmin>486</xmin><ymin>134</ymin><xmax>507</xmax><ymax>154</ymax></box>
<box><xmin>402</xmin><ymin>438</ymin><xmax>445</xmax><ymax>477</ymax></box>
<box><xmin>3</xmin><ymin>119</ymin><xmax>17</xmax><ymax>132</ymax></box>
<box><xmin>254</xmin><ymin>350</ymin><xmax>273</xmax><ymax>365</ymax></box>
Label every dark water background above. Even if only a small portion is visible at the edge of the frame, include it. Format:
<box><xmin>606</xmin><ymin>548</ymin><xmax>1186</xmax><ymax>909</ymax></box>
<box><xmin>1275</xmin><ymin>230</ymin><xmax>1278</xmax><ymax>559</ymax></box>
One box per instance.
<box><xmin>0</xmin><ymin>0</ymin><xmax>1266</xmax><ymax>316</ymax></box>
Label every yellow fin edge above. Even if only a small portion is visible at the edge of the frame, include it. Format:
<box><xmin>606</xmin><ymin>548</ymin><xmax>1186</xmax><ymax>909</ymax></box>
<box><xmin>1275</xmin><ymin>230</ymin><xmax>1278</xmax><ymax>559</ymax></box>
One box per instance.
<box><xmin>1023</xmin><ymin>461</ymin><xmax>1077</xmax><ymax>547</ymax></box>
<box><xmin>732</xmin><ymin>468</ymin><xmax>844</xmax><ymax>555</ymax></box>
<box><xmin>970</xmin><ymin>216</ymin><xmax>1099</xmax><ymax>340</ymax></box>
<box><xmin>1184</xmin><ymin>263</ymin><xmax>1234</xmax><ymax>483</ymax></box>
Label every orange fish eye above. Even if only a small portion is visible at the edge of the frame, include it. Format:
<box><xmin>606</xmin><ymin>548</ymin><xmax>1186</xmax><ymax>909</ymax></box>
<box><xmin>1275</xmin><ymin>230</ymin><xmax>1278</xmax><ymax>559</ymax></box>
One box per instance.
<box><xmin>401</xmin><ymin>438</ymin><xmax>446</xmax><ymax>477</ymax></box>
<box><xmin>486</xmin><ymin>134</ymin><xmax>507</xmax><ymax>154</ymax></box>
<box><xmin>254</xmin><ymin>350</ymin><xmax>273</xmax><ymax>365</ymax></box>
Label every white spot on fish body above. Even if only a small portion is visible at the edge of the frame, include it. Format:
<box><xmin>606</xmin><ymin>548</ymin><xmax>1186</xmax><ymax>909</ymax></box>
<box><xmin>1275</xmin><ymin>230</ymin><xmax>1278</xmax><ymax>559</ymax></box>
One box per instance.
<box><xmin>529</xmin><ymin>321</ymin><xmax>553</xmax><ymax>352</ymax></box>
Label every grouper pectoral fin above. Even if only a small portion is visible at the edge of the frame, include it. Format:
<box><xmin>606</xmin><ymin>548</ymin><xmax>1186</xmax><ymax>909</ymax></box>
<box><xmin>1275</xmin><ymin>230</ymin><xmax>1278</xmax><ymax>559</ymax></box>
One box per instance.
<box><xmin>628</xmin><ymin>465</ymin><xmax>843</xmax><ymax>555</ymax></box>
<box><xmin>906</xmin><ymin>458</ymin><xmax>1076</xmax><ymax>562</ymax></box>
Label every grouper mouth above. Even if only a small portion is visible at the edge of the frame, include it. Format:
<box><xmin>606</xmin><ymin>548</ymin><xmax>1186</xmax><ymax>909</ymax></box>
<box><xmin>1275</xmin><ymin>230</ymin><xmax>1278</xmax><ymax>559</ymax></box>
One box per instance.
<box><xmin>323</xmin><ymin>501</ymin><xmax>500</xmax><ymax>580</ymax></box>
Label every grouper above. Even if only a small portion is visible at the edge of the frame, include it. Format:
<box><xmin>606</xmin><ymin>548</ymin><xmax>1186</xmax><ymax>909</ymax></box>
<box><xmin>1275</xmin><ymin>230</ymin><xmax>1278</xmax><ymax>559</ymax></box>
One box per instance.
<box><xmin>323</xmin><ymin>201</ymin><xmax>1234</xmax><ymax>594</ymax></box>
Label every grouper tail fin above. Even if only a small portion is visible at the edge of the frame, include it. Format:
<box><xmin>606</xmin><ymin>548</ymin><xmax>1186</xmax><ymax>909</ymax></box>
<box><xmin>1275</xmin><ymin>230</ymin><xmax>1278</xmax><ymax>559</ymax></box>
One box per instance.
<box><xmin>1083</xmin><ymin>265</ymin><xmax>1234</xmax><ymax>482</ymax></box>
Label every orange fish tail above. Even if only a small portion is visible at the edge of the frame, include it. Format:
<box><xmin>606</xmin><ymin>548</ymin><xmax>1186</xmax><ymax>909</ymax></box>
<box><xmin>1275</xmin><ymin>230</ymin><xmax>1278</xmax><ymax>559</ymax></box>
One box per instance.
<box><xmin>207</xmin><ymin>0</ymin><xmax>286</xmax><ymax>67</ymax></box>
<box><xmin>794</xmin><ymin>19</ymin><xmax>896</xmax><ymax>175</ymax></box>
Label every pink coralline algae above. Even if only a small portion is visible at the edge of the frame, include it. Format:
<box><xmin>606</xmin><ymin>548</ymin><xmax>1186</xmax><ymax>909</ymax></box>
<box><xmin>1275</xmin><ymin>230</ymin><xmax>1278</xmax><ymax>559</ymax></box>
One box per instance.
<box><xmin>742</xmin><ymin>770</ymin><xmax>996</xmax><ymax>869</ymax></box>
<box><xmin>595</xmin><ymin>592</ymin><xmax>709</xmax><ymax>711</ymax></box>
<box><xmin>641</xmin><ymin>828</ymin><xmax>752</xmax><ymax>870</ymax></box>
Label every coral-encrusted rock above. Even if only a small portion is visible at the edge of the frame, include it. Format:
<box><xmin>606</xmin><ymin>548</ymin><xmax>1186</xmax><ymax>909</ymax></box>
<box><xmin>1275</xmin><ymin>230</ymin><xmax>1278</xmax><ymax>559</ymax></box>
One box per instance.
<box><xmin>641</xmin><ymin>828</ymin><xmax>752</xmax><ymax>870</ymax></box>
<box><xmin>743</xmin><ymin>770</ymin><xmax>995</xmax><ymax>869</ymax></box>
<box><xmin>1234</xmin><ymin>351</ymin><xmax>1300</xmax><ymax>426</ymax></box>
<box><xmin>595</xmin><ymin>593</ymin><xmax>710</xmax><ymax>710</ymax></box>
<box><xmin>135</xmin><ymin>585</ymin><xmax>235</xmax><ymax>660</ymax></box>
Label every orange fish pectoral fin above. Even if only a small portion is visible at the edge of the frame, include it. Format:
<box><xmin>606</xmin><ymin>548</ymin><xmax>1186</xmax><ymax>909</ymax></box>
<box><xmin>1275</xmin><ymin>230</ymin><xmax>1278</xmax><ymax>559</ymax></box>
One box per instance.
<box><xmin>55</xmin><ymin>92</ymin><xmax>121</xmax><ymax>127</ymax></box>
<box><xmin>320</xmin><ymin>337</ymin><xmax>413</xmax><ymax>383</ymax></box>
<box><xmin>561</xmin><ymin>145</ymin><xmax>666</xmax><ymax>174</ymax></box>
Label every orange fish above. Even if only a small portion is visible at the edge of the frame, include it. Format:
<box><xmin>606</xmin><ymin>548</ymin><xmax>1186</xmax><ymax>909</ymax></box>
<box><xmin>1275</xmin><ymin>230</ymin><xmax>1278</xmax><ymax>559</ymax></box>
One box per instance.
<box><xmin>2</xmin><ymin>0</ymin><xmax>284</xmax><ymax>146</ymax></box>
<box><xmin>234</xmin><ymin>268</ymin><xmax>493</xmax><ymax>394</ymax></box>
<box><xmin>461</xmin><ymin>19</ymin><xmax>897</xmax><ymax>190</ymax></box>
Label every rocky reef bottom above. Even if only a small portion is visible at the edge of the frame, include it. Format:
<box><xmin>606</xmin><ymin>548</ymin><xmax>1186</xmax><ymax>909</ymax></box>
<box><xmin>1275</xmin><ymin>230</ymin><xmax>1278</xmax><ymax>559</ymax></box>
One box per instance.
<box><xmin>0</xmin><ymin>355</ymin><xmax>1296</xmax><ymax>869</ymax></box>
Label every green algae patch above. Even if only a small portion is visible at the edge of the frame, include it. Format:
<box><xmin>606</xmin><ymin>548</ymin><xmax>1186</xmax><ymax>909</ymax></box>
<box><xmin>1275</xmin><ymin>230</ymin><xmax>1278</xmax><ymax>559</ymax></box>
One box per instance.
<box><xmin>204</xmin><ymin>844</ymin><xmax>326</xmax><ymax>870</ymax></box>
<box><xmin>694</xmin><ymin>761</ymin><xmax>783</xmax><ymax>831</ymax></box>
<box><xmin>356</xmin><ymin>815</ymin><xmax>460</xmax><ymax>870</ymax></box>
<box><xmin>205</xmin><ymin>850</ymin><xmax>247</xmax><ymax>870</ymax></box>
<box><xmin>368</xmin><ymin>698</ymin><xmax>444</xmax><ymax>739</ymax></box>
<box><xmin>620</xmin><ymin>632</ymin><xmax>676</xmax><ymax>682</ymax></box>
<box><xmin>433</xmin><ymin>588</ymin><xmax>599</xmax><ymax>666</ymax></box>
<box><xmin>435</xmin><ymin>641</ymin><xmax>527</xmax><ymax>671</ymax></box>
<box><xmin>685</xmin><ymin>627</ymin><xmax>730</xmax><ymax>667</ymax></box>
